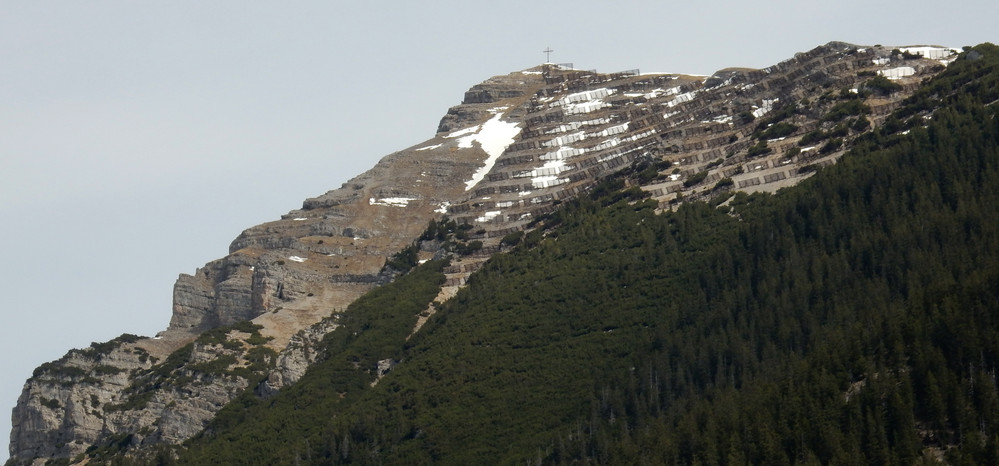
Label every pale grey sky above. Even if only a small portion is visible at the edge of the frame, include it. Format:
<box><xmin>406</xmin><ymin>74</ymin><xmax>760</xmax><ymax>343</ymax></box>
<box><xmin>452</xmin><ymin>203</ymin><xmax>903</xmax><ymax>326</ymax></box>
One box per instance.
<box><xmin>2</xmin><ymin>1</ymin><xmax>996</xmax><ymax>460</ymax></box>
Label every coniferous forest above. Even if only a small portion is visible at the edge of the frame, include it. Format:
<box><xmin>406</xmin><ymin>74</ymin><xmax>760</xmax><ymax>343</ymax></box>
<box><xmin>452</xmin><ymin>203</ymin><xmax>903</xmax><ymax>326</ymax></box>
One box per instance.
<box><xmin>114</xmin><ymin>44</ymin><xmax>999</xmax><ymax>465</ymax></box>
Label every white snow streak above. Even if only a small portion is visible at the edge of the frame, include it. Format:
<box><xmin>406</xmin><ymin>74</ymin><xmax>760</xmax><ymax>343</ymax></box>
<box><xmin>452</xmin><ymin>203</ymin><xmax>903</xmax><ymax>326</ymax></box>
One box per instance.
<box><xmin>445</xmin><ymin>126</ymin><xmax>481</xmax><ymax>139</ymax></box>
<box><xmin>462</xmin><ymin>112</ymin><xmax>522</xmax><ymax>191</ymax></box>
<box><xmin>476</xmin><ymin>211</ymin><xmax>503</xmax><ymax>222</ymax></box>
<box><xmin>899</xmin><ymin>46</ymin><xmax>959</xmax><ymax>60</ymax></box>
<box><xmin>369</xmin><ymin>197</ymin><xmax>416</xmax><ymax>207</ymax></box>
<box><xmin>879</xmin><ymin>67</ymin><xmax>916</xmax><ymax>79</ymax></box>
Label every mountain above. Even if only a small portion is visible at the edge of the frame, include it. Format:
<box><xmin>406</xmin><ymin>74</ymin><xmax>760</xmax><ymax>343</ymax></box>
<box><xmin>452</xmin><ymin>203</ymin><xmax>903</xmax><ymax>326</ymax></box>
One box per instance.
<box><xmin>9</xmin><ymin>41</ymin><xmax>996</xmax><ymax>465</ymax></box>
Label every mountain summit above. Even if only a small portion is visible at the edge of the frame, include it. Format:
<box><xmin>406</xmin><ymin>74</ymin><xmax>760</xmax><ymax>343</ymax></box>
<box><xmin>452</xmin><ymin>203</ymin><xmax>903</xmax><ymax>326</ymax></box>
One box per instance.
<box><xmin>10</xmin><ymin>42</ymin><xmax>988</xmax><ymax>464</ymax></box>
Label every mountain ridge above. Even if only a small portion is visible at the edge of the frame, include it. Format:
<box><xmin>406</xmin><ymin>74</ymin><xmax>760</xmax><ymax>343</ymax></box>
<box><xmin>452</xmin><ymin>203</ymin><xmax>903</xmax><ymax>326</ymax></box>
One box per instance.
<box><xmin>8</xmin><ymin>41</ymin><xmax>969</xmax><ymax>464</ymax></box>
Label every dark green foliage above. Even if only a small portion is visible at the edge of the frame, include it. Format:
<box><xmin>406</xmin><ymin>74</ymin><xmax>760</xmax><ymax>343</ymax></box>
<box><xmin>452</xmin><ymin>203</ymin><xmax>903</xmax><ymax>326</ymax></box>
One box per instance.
<box><xmin>39</xmin><ymin>398</ymin><xmax>60</xmax><ymax>410</ymax></box>
<box><xmin>148</xmin><ymin>44</ymin><xmax>999</xmax><ymax>465</ymax></box>
<box><xmin>32</xmin><ymin>334</ymin><xmax>143</xmax><ymax>379</ymax></box>
<box><xmin>852</xmin><ymin>116</ymin><xmax>871</xmax><ymax>132</ymax></box>
<box><xmin>84</xmin><ymin>433</ymin><xmax>134</xmax><ymax>464</ymax></box>
<box><xmin>682</xmin><ymin>170</ymin><xmax>709</xmax><ymax>187</ymax></box>
<box><xmin>188</xmin><ymin>355</ymin><xmax>238</xmax><ymax>376</ymax></box>
<box><xmin>819</xmin><ymin>137</ymin><xmax>843</xmax><ymax>154</ymax></box>
<box><xmin>753</xmin><ymin>103</ymin><xmax>797</xmax><ymax>133</ymax></box>
<box><xmin>453</xmin><ymin>240</ymin><xmax>482</xmax><ymax>255</ymax></box>
<box><xmin>177</xmin><ymin>260</ymin><xmax>447</xmax><ymax>464</ymax></box>
<box><xmin>713</xmin><ymin>177</ymin><xmax>734</xmax><ymax>190</ymax></box>
<box><xmin>821</xmin><ymin>98</ymin><xmax>871</xmax><ymax>122</ymax></box>
<box><xmin>32</xmin><ymin>363</ymin><xmax>86</xmax><ymax>379</ymax></box>
<box><xmin>755</xmin><ymin>121</ymin><xmax>798</xmax><ymax>140</ymax></box>
<box><xmin>636</xmin><ymin>163</ymin><xmax>661</xmax><ymax>183</ymax></box>
<box><xmin>864</xmin><ymin>75</ymin><xmax>904</xmax><ymax>96</ymax></box>
<box><xmin>797</xmin><ymin>163</ymin><xmax>818</xmax><ymax>174</ymax></box>
<box><xmin>418</xmin><ymin>219</ymin><xmax>440</xmax><ymax>241</ymax></box>
<box><xmin>244</xmin><ymin>332</ymin><xmax>271</xmax><ymax>346</ymax></box>
<box><xmin>798</xmin><ymin>129</ymin><xmax>826</xmax><ymax>146</ymax></box>
<box><xmin>85</xmin><ymin>334</ymin><xmax>141</xmax><ymax>357</ymax></box>
<box><xmin>385</xmin><ymin>243</ymin><xmax>419</xmax><ymax>272</ymax></box>
<box><xmin>500</xmin><ymin>230</ymin><xmax>524</xmax><ymax>247</ymax></box>
<box><xmin>826</xmin><ymin>121</ymin><xmax>851</xmax><ymax>139</ymax></box>
<box><xmin>104</xmin><ymin>322</ymin><xmax>276</xmax><ymax>415</ymax></box>
<box><xmin>197</xmin><ymin>321</ymin><xmax>264</xmax><ymax>346</ymax></box>
<box><xmin>746</xmin><ymin>141</ymin><xmax>772</xmax><ymax>157</ymax></box>
<box><xmin>229</xmin><ymin>321</ymin><xmax>263</xmax><ymax>335</ymax></box>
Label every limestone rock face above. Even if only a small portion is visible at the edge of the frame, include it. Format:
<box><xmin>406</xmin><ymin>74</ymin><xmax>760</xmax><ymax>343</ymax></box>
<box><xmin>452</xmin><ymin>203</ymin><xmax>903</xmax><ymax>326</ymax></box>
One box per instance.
<box><xmin>259</xmin><ymin>315</ymin><xmax>341</xmax><ymax>396</ymax></box>
<box><xmin>10</xmin><ymin>66</ymin><xmax>546</xmax><ymax>464</ymax></box>
<box><xmin>9</xmin><ymin>337</ymin><xmax>154</xmax><ymax>460</ymax></box>
<box><xmin>10</xmin><ymin>43</ymin><xmax>960</xmax><ymax>464</ymax></box>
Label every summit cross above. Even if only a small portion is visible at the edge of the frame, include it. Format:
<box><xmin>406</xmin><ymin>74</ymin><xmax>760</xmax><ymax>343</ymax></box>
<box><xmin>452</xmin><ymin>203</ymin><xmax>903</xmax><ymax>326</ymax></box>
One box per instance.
<box><xmin>543</xmin><ymin>47</ymin><xmax>554</xmax><ymax>63</ymax></box>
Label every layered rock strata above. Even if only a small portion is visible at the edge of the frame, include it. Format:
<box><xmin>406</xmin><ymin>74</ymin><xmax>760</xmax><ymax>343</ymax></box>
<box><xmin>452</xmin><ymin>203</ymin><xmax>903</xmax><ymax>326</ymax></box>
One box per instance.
<box><xmin>9</xmin><ymin>42</ymin><xmax>958</xmax><ymax>464</ymax></box>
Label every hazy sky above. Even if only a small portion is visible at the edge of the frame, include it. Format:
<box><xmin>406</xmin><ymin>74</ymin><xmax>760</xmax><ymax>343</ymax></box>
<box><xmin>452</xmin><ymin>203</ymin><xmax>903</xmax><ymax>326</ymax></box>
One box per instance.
<box><xmin>2</xmin><ymin>1</ymin><xmax>996</xmax><ymax>460</ymax></box>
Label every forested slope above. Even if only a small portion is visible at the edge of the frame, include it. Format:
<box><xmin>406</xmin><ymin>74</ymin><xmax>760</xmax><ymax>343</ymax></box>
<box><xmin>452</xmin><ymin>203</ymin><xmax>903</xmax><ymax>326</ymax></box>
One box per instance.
<box><xmin>127</xmin><ymin>44</ymin><xmax>999</xmax><ymax>465</ymax></box>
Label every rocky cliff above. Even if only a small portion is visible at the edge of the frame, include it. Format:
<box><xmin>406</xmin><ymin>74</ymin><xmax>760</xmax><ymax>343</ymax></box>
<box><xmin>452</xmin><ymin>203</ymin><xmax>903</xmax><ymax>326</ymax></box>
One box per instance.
<box><xmin>8</xmin><ymin>42</ymin><xmax>960</xmax><ymax>464</ymax></box>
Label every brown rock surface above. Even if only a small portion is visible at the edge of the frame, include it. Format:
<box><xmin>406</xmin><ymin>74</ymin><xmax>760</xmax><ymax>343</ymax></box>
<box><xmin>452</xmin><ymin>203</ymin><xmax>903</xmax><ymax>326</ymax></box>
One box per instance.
<box><xmin>10</xmin><ymin>43</ymin><xmax>959</xmax><ymax>463</ymax></box>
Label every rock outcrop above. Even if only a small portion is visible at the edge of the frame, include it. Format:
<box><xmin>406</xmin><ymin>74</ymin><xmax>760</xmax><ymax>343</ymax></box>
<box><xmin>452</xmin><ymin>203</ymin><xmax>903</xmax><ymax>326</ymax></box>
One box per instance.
<box><xmin>9</xmin><ymin>42</ymin><xmax>961</xmax><ymax>464</ymax></box>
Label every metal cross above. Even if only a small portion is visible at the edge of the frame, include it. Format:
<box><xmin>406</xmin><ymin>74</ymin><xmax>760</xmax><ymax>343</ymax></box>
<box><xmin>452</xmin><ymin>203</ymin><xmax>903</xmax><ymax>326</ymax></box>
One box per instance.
<box><xmin>543</xmin><ymin>47</ymin><xmax>554</xmax><ymax>63</ymax></box>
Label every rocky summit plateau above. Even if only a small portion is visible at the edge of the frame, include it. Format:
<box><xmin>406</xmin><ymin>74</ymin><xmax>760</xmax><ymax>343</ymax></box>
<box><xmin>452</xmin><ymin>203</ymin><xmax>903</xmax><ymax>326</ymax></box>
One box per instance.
<box><xmin>8</xmin><ymin>42</ymin><xmax>964</xmax><ymax>464</ymax></box>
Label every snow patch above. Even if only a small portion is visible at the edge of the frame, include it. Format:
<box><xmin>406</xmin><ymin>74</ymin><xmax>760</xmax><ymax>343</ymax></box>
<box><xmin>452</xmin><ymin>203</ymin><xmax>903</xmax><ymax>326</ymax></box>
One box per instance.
<box><xmin>462</xmin><ymin>112</ymin><xmax>523</xmax><ymax>191</ymax></box>
<box><xmin>556</xmin><ymin>88</ymin><xmax>615</xmax><ymax>115</ymax></box>
<box><xmin>293</xmin><ymin>217</ymin><xmax>308</xmax><ymax>221</ymax></box>
<box><xmin>561</xmin><ymin>88</ymin><xmax>613</xmax><ymax>104</ymax></box>
<box><xmin>667</xmin><ymin>90</ymin><xmax>698</xmax><ymax>108</ymax></box>
<box><xmin>752</xmin><ymin>98</ymin><xmax>780</xmax><ymax>118</ymax></box>
<box><xmin>879</xmin><ymin>66</ymin><xmax>916</xmax><ymax>79</ymax></box>
<box><xmin>542</xmin><ymin>131</ymin><xmax>586</xmax><ymax>148</ymax></box>
<box><xmin>435</xmin><ymin>201</ymin><xmax>451</xmax><ymax>214</ymax></box>
<box><xmin>540</xmin><ymin>146</ymin><xmax>585</xmax><ymax>161</ymax></box>
<box><xmin>416</xmin><ymin>143</ymin><xmax>443</xmax><ymax>151</ymax></box>
<box><xmin>445</xmin><ymin>126</ymin><xmax>480</xmax><ymax>139</ymax></box>
<box><xmin>590</xmin><ymin>123</ymin><xmax>629</xmax><ymax>138</ymax></box>
<box><xmin>369</xmin><ymin>197</ymin><xmax>416</xmax><ymax>207</ymax></box>
<box><xmin>531</xmin><ymin>175</ymin><xmax>567</xmax><ymax>189</ymax></box>
<box><xmin>476</xmin><ymin>211</ymin><xmax>503</xmax><ymax>222</ymax></box>
<box><xmin>565</xmin><ymin>99</ymin><xmax>610</xmax><ymax>114</ymax></box>
<box><xmin>645</xmin><ymin>88</ymin><xmax>666</xmax><ymax>99</ymax></box>
<box><xmin>899</xmin><ymin>46</ymin><xmax>959</xmax><ymax>60</ymax></box>
<box><xmin>289</xmin><ymin>256</ymin><xmax>306</xmax><ymax>263</ymax></box>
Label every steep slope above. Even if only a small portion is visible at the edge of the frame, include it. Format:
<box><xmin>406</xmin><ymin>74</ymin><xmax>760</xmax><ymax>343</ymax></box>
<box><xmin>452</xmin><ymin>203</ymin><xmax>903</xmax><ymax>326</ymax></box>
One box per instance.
<box><xmin>176</xmin><ymin>43</ymin><xmax>999</xmax><ymax>464</ymax></box>
<box><xmin>8</xmin><ymin>42</ymin><xmax>963</xmax><ymax>464</ymax></box>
